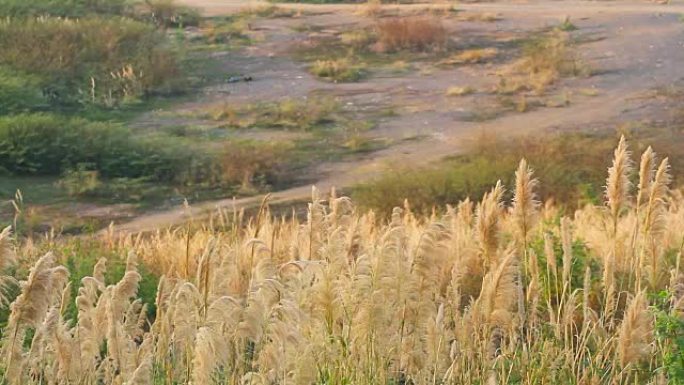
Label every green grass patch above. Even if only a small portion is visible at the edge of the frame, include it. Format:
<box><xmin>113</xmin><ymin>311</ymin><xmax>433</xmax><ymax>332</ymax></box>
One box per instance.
<box><xmin>206</xmin><ymin>97</ymin><xmax>340</xmax><ymax>131</ymax></box>
<box><xmin>351</xmin><ymin>131</ymin><xmax>647</xmax><ymax>216</ymax></box>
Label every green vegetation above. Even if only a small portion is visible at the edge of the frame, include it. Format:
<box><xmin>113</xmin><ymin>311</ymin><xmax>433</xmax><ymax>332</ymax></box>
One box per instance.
<box><xmin>0</xmin><ymin>17</ymin><xmax>180</xmax><ymax>109</ymax></box>
<box><xmin>294</xmin><ymin>17</ymin><xmax>452</xmax><ymax>80</ymax></box>
<box><xmin>0</xmin><ymin>0</ymin><xmax>129</xmax><ymax>17</ymax></box>
<box><xmin>352</xmin><ymin>129</ymin><xmax>684</xmax><ymax>215</ymax></box>
<box><xmin>310</xmin><ymin>59</ymin><xmax>366</xmax><ymax>82</ymax></box>
<box><xmin>557</xmin><ymin>16</ymin><xmax>578</xmax><ymax>32</ymax></box>
<box><xmin>0</xmin><ymin>114</ymin><xmax>202</xmax><ymax>181</ymax></box>
<box><xmin>0</xmin><ymin>0</ymin><xmax>291</xmax><ymax>225</ymax></box>
<box><xmin>207</xmin><ymin>97</ymin><xmax>340</xmax><ymax>131</ymax></box>
<box><xmin>498</xmin><ymin>31</ymin><xmax>591</xmax><ymax>94</ymax></box>
<box><xmin>2</xmin><ymin>137</ymin><xmax>684</xmax><ymax>384</ymax></box>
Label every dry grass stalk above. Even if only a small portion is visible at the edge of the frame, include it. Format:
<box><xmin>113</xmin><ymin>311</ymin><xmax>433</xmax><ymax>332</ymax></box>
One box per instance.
<box><xmin>0</xmin><ymin>137</ymin><xmax>682</xmax><ymax>384</ymax></box>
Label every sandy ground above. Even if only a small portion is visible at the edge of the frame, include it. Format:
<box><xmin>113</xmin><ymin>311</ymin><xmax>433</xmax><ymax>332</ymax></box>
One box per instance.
<box><xmin>115</xmin><ymin>0</ymin><xmax>684</xmax><ymax>232</ymax></box>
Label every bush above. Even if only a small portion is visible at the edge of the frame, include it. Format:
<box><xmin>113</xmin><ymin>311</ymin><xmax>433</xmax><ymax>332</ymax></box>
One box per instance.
<box><xmin>353</xmin><ymin>156</ymin><xmax>514</xmax><ymax>216</ymax></box>
<box><xmin>220</xmin><ymin>141</ymin><xmax>292</xmax><ymax>193</ymax></box>
<box><xmin>209</xmin><ymin>97</ymin><xmax>339</xmax><ymax>131</ymax></box>
<box><xmin>0</xmin><ymin>0</ymin><xmax>129</xmax><ymax>17</ymax></box>
<box><xmin>0</xmin><ymin>114</ymin><xmax>211</xmax><ymax>183</ymax></box>
<box><xmin>352</xmin><ymin>132</ymin><xmax>621</xmax><ymax>216</ymax></box>
<box><xmin>374</xmin><ymin>17</ymin><xmax>447</xmax><ymax>53</ymax></box>
<box><xmin>141</xmin><ymin>0</ymin><xmax>202</xmax><ymax>28</ymax></box>
<box><xmin>498</xmin><ymin>32</ymin><xmax>590</xmax><ymax>94</ymax></box>
<box><xmin>310</xmin><ymin>59</ymin><xmax>365</xmax><ymax>82</ymax></box>
<box><xmin>0</xmin><ymin>68</ymin><xmax>46</xmax><ymax>114</ymax></box>
<box><xmin>0</xmin><ymin>17</ymin><xmax>180</xmax><ymax>107</ymax></box>
<box><xmin>56</xmin><ymin>164</ymin><xmax>102</xmax><ymax>197</ymax></box>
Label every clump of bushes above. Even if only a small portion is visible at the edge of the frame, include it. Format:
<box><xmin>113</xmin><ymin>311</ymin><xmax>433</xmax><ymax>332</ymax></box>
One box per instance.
<box><xmin>141</xmin><ymin>0</ymin><xmax>202</xmax><ymax>28</ymax></box>
<box><xmin>0</xmin><ymin>114</ymin><xmax>208</xmax><ymax>182</ymax></box>
<box><xmin>209</xmin><ymin>97</ymin><xmax>339</xmax><ymax>131</ymax></box>
<box><xmin>0</xmin><ymin>0</ymin><xmax>129</xmax><ymax>17</ymax></box>
<box><xmin>498</xmin><ymin>32</ymin><xmax>590</xmax><ymax>94</ymax></box>
<box><xmin>0</xmin><ymin>68</ymin><xmax>46</xmax><ymax>114</ymax></box>
<box><xmin>351</xmin><ymin>132</ymin><xmax>623</xmax><ymax>215</ymax></box>
<box><xmin>0</xmin><ymin>114</ymin><xmax>294</xmax><ymax>198</ymax></box>
<box><xmin>0</xmin><ymin>16</ymin><xmax>181</xmax><ymax>108</ymax></box>
<box><xmin>221</xmin><ymin>141</ymin><xmax>293</xmax><ymax>193</ymax></box>
<box><xmin>310</xmin><ymin>59</ymin><xmax>366</xmax><ymax>82</ymax></box>
<box><xmin>374</xmin><ymin>17</ymin><xmax>447</xmax><ymax>52</ymax></box>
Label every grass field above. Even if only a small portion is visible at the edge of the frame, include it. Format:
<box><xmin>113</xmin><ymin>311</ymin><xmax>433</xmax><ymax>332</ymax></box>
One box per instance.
<box><xmin>1</xmin><ymin>137</ymin><xmax>684</xmax><ymax>384</ymax></box>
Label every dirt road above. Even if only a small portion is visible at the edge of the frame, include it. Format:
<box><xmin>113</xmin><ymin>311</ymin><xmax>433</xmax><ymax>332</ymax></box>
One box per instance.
<box><xmin>115</xmin><ymin>0</ymin><xmax>684</xmax><ymax>233</ymax></box>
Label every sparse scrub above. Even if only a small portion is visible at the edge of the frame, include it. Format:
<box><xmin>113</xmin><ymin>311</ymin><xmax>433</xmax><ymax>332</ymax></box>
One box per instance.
<box><xmin>440</xmin><ymin>47</ymin><xmax>498</xmax><ymax>65</ymax></box>
<box><xmin>0</xmin><ymin>114</ymin><xmax>200</xmax><ymax>181</ymax></box>
<box><xmin>458</xmin><ymin>12</ymin><xmax>500</xmax><ymax>22</ymax></box>
<box><xmin>201</xmin><ymin>18</ymin><xmax>252</xmax><ymax>45</ymax></box>
<box><xmin>352</xmin><ymin>131</ymin><xmax>667</xmax><ymax>215</ymax></box>
<box><xmin>498</xmin><ymin>32</ymin><xmax>590</xmax><ymax>94</ymax></box>
<box><xmin>141</xmin><ymin>0</ymin><xmax>202</xmax><ymax>28</ymax></box>
<box><xmin>0</xmin><ymin>114</ymin><xmax>295</xmax><ymax>198</ymax></box>
<box><xmin>208</xmin><ymin>97</ymin><xmax>340</xmax><ymax>131</ymax></box>
<box><xmin>557</xmin><ymin>16</ymin><xmax>578</xmax><ymax>32</ymax></box>
<box><xmin>0</xmin><ymin>17</ymin><xmax>180</xmax><ymax>108</ymax></box>
<box><xmin>0</xmin><ymin>68</ymin><xmax>46</xmax><ymax>114</ymax></box>
<box><xmin>375</xmin><ymin>17</ymin><xmax>447</xmax><ymax>52</ymax></box>
<box><xmin>242</xmin><ymin>5</ymin><xmax>297</xmax><ymax>18</ymax></box>
<box><xmin>220</xmin><ymin>140</ymin><xmax>293</xmax><ymax>193</ymax></box>
<box><xmin>1</xmin><ymin>137</ymin><xmax>684</xmax><ymax>384</ymax></box>
<box><xmin>310</xmin><ymin>59</ymin><xmax>366</xmax><ymax>82</ymax></box>
<box><xmin>0</xmin><ymin>0</ymin><xmax>129</xmax><ymax>17</ymax></box>
<box><xmin>446</xmin><ymin>86</ymin><xmax>475</xmax><ymax>96</ymax></box>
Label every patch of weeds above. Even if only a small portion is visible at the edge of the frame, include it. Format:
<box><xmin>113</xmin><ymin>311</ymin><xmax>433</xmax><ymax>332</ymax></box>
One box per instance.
<box><xmin>544</xmin><ymin>91</ymin><xmax>572</xmax><ymax>108</ymax></box>
<box><xmin>207</xmin><ymin>97</ymin><xmax>340</xmax><ymax>131</ymax></box>
<box><xmin>439</xmin><ymin>48</ymin><xmax>498</xmax><ymax>65</ymax></box>
<box><xmin>142</xmin><ymin>0</ymin><xmax>202</xmax><ymax>28</ymax></box>
<box><xmin>341</xmin><ymin>120</ymin><xmax>377</xmax><ymax>152</ymax></box>
<box><xmin>351</xmin><ymin>131</ymin><xmax>622</xmax><ymax>215</ymax></box>
<box><xmin>240</xmin><ymin>5</ymin><xmax>297</xmax><ymax>18</ymax></box>
<box><xmin>497</xmin><ymin>31</ymin><xmax>590</xmax><ymax>95</ymax></box>
<box><xmin>653</xmin><ymin>290</ymin><xmax>684</xmax><ymax>384</ymax></box>
<box><xmin>293</xmin><ymin>17</ymin><xmax>457</xmax><ymax>76</ymax></box>
<box><xmin>578</xmin><ymin>88</ymin><xmax>600</xmax><ymax>97</ymax></box>
<box><xmin>446</xmin><ymin>86</ymin><xmax>475</xmax><ymax>97</ymax></box>
<box><xmin>458</xmin><ymin>12</ymin><xmax>500</xmax><ymax>22</ymax></box>
<box><xmin>291</xmin><ymin>23</ymin><xmax>324</xmax><ymax>33</ymax></box>
<box><xmin>201</xmin><ymin>17</ymin><xmax>252</xmax><ymax>46</ymax></box>
<box><xmin>557</xmin><ymin>16</ymin><xmax>578</xmax><ymax>32</ymax></box>
<box><xmin>386</xmin><ymin>60</ymin><xmax>412</xmax><ymax>73</ymax></box>
<box><xmin>462</xmin><ymin>106</ymin><xmax>505</xmax><ymax>122</ymax></box>
<box><xmin>375</xmin><ymin>17</ymin><xmax>447</xmax><ymax>53</ymax></box>
<box><xmin>340</xmin><ymin>29</ymin><xmax>375</xmax><ymax>51</ymax></box>
<box><xmin>310</xmin><ymin>59</ymin><xmax>366</xmax><ymax>82</ymax></box>
<box><xmin>496</xmin><ymin>94</ymin><xmax>542</xmax><ymax>114</ymax></box>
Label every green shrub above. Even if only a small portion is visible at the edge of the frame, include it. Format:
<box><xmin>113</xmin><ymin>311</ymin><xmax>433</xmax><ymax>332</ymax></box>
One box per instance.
<box><xmin>209</xmin><ymin>97</ymin><xmax>339</xmax><ymax>131</ymax></box>
<box><xmin>0</xmin><ymin>114</ymin><xmax>297</xmax><ymax>197</ymax></box>
<box><xmin>353</xmin><ymin>157</ymin><xmax>514</xmax><ymax>216</ymax></box>
<box><xmin>310</xmin><ymin>59</ymin><xmax>365</xmax><ymax>82</ymax></box>
<box><xmin>56</xmin><ymin>164</ymin><xmax>102</xmax><ymax>197</ymax></box>
<box><xmin>0</xmin><ymin>114</ymin><xmax>210</xmax><ymax>183</ymax></box>
<box><xmin>352</xmin><ymin>132</ymin><xmax>620</xmax><ymax>216</ymax></box>
<box><xmin>0</xmin><ymin>17</ymin><xmax>181</xmax><ymax>107</ymax></box>
<box><xmin>141</xmin><ymin>0</ymin><xmax>202</xmax><ymax>28</ymax></box>
<box><xmin>0</xmin><ymin>68</ymin><xmax>46</xmax><ymax>114</ymax></box>
<box><xmin>0</xmin><ymin>0</ymin><xmax>129</xmax><ymax>17</ymax></box>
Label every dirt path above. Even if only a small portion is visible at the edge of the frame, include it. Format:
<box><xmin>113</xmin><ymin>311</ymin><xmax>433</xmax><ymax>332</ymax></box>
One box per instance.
<box><xmin>114</xmin><ymin>0</ymin><xmax>684</xmax><ymax>233</ymax></box>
